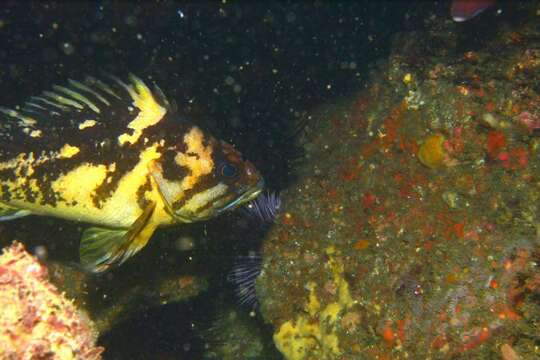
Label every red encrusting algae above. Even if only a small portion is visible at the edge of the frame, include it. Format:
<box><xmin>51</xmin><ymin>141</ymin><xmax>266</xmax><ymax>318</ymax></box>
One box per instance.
<box><xmin>0</xmin><ymin>241</ymin><xmax>104</xmax><ymax>359</ymax></box>
<box><xmin>257</xmin><ymin>4</ymin><xmax>540</xmax><ymax>359</ymax></box>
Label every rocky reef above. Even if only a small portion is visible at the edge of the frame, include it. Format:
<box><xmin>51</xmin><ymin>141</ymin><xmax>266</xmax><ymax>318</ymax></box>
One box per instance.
<box><xmin>257</xmin><ymin>3</ymin><xmax>540</xmax><ymax>359</ymax></box>
<box><xmin>202</xmin><ymin>307</ymin><xmax>278</xmax><ymax>360</ymax></box>
<box><xmin>0</xmin><ymin>2</ymin><xmax>539</xmax><ymax>359</ymax></box>
<box><xmin>0</xmin><ymin>241</ymin><xmax>103</xmax><ymax>359</ymax></box>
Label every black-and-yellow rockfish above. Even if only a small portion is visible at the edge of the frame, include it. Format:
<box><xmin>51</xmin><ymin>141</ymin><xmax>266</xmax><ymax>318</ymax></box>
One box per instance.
<box><xmin>0</xmin><ymin>74</ymin><xmax>263</xmax><ymax>272</ymax></box>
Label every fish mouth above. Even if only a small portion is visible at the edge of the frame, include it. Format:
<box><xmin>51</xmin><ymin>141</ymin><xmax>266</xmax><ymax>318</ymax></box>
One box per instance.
<box><xmin>175</xmin><ymin>179</ymin><xmax>265</xmax><ymax>222</ymax></box>
<box><xmin>218</xmin><ymin>179</ymin><xmax>265</xmax><ymax>214</ymax></box>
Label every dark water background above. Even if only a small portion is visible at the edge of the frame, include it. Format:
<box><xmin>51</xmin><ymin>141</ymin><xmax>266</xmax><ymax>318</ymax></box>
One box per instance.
<box><xmin>0</xmin><ymin>0</ymin><xmax>436</xmax><ymax>187</ymax></box>
<box><xmin>0</xmin><ymin>1</ymin><xmax>515</xmax><ymax>359</ymax></box>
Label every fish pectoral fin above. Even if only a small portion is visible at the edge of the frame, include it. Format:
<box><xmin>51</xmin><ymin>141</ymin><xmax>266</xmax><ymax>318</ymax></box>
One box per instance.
<box><xmin>79</xmin><ymin>201</ymin><xmax>157</xmax><ymax>273</ymax></box>
<box><xmin>0</xmin><ymin>203</ymin><xmax>31</xmax><ymax>221</ymax></box>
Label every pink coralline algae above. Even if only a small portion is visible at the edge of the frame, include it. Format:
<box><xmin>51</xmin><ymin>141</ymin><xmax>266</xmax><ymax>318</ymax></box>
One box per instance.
<box><xmin>514</xmin><ymin>111</ymin><xmax>540</xmax><ymax>133</ymax></box>
<box><xmin>0</xmin><ymin>241</ymin><xmax>104</xmax><ymax>360</ymax></box>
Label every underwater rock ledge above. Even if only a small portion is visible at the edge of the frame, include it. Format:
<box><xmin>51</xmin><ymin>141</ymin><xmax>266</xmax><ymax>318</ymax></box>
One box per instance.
<box><xmin>257</xmin><ymin>4</ymin><xmax>540</xmax><ymax>360</ymax></box>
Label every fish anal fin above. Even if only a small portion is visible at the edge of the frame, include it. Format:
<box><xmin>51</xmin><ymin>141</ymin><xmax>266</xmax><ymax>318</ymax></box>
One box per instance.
<box><xmin>79</xmin><ymin>201</ymin><xmax>157</xmax><ymax>273</ymax></box>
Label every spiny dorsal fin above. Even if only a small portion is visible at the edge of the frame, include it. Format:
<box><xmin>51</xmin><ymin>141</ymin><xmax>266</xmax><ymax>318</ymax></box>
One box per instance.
<box><xmin>152</xmin><ymin>83</ymin><xmax>172</xmax><ymax>111</ymax></box>
<box><xmin>67</xmin><ymin>79</ymin><xmax>111</xmax><ymax>106</ymax></box>
<box><xmin>109</xmin><ymin>73</ymin><xmax>173</xmax><ymax>112</ymax></box>
<box><xmin>42</xmin><ymin>90</ymin><xmax>85</xmax><ymax>110</ymax></box>
<box><xmin>0</xmin><ymin>107</ymin><xmax>38</xmax><ymax>126</ymax></box>
<box><xmin>52</xmin><ymin>84</ymin><xmax>101</xmax><ymax>113</ymax></box>
<box><xmin>84</xmin><ymin>76</ymin><xmax>123</xmax><ymax>100</ymax></box>
<box><xmin>0</xmin><ymin>74</ymin><xmax>173</xmax><ymax>147</ymax></box>
<box><xmin>5</xmin><ymin>74</ymin><xmax>170</xmax><ymax>128</ymax></box>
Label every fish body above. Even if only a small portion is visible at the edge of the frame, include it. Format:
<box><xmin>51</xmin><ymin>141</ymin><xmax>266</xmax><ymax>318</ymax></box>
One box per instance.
<box><xmin>451</xmin><ymin>0</ymin><xmax>495</xmax><ymax>22</ymax></box>
<box><xmin>0</xmin><ymin>74</ymin><xmax>263</xmax><ymax>272</ymax></box>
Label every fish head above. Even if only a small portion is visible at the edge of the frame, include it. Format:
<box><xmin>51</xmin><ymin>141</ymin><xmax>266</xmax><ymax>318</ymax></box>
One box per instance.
<box><xmin>149</xmin><ymin>126</ymin><xmax>264</xmax><ymax>223</ymax></box>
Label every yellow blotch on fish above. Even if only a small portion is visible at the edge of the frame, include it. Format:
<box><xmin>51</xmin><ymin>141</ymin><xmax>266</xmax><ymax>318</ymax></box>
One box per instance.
<box><xmin>78</xmin><ymin>119</ymin><xmax>97</xmax><ymax>130</ymax></box>
<box><xmin>116</xmin><ymin>77</ymin><xmax>167</xmax><ymax>146</ymax></box>
<box><xmin>28</xmin><ymin>129</ymin><xmax>42</xmax><ymax>138</ymax></box>
<box><xmin>58</xmin><ymin>144</ymin><xmax>80</xmax><ymax>159</ymax></box>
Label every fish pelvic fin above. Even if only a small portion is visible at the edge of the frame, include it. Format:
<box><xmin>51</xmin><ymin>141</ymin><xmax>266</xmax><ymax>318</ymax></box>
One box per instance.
<box><xmin>0</xmin><ymin>203</ymin><xmax>31</xmax><ymax>221</ymax></box>
<box><xmin>79</xmin><ymin>201</ymin><xmax>157</xmax><ymax>273</ymax></box>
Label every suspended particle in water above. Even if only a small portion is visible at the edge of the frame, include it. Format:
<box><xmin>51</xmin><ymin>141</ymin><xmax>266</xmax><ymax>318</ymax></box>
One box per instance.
<box><xmin>61</xmin><ymin>42</ymin><xmax>75</xmax><ymax>55</ymax></box>
<box><xmin>175</xmin><ymin>236</ymin><xmax>196</xmax><ymax>251</ymax></box>
<box><xmin>225</xmin><ymin>76</ymin><xmax>235</xmax><ymax>86</ymax></box>
<box><xmin>33</xmin><ymin>245</ymin><xmax>47</xmax><ymax>261</ymax></box>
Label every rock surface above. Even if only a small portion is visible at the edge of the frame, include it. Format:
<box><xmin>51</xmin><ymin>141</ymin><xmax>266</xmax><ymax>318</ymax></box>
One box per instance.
<box><xmin>258</xmin><ymin>4</ymin><xmax>540</xmax><ymax>359</ymax></box>
<box><xmin>0</xmin><ymin>241</ymin><xmax>103</xmax><ymax>360</ymax></box>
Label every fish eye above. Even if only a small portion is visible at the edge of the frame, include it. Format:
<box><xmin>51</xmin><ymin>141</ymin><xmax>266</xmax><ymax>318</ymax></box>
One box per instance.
<box><xmin>220</xmin><ymin>163</ymin><xmax>237</xmax><ymax>178</ymax></box>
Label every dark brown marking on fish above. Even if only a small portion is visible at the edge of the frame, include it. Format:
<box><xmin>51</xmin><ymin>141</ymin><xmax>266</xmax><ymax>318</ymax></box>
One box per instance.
<box><xmin>170</xmin><ymin>174</ymin><xmax>217</xmax><ymax>211</ymax></box>
<box><xmin>29</xmin><ymin>152</ymin><xmax>86</xmax><ymax>207</ymax></box>
<box><xmin>1</xmin><ymin>184</ymin><xmax>11</xmax><ymax>202</ymax></box>
<box><xmin>160</xmin><ymin>149</ymin><xmax>190</xmax><ymax>182</ymax></box>
<box><xmin>41</xmin><ymin>185</ymin><xmax>62</xmax><ymax>207</ymax></box>
<box><xmin>92</xmin><ymin>151</ymin><xmax>142</xmax><ymax>209</ymax></box>
<box><xmin>138</xmin><ymin>113</ymin><xmax>191</xmax><ymax>151</ymax></box>
<box><xmin>0</xmin><ymin>168</ymin><xmax>16</xmax><ymax>182</ymax></box>
<box><xmin>22</xmin><ymin>182</ymin><xmax>37</xmax><ymax>204</ymax></box>
<box><xmin>136</xmin><ymin>175</ymin><xmax>152</xmax><ymax>210</ymax></box>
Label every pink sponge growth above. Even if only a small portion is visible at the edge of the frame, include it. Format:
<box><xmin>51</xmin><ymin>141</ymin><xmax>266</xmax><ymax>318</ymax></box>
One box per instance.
<box><xmin>0</xmin><ymin>241</ymin><xmax>104</xmax><ymax>359</ymax></box>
